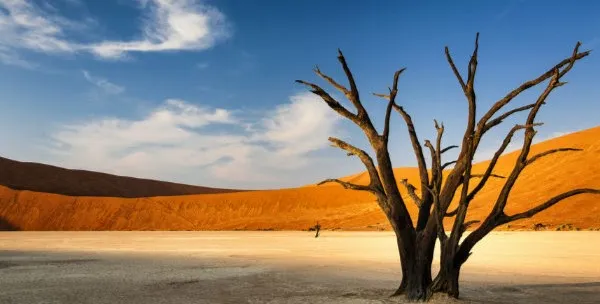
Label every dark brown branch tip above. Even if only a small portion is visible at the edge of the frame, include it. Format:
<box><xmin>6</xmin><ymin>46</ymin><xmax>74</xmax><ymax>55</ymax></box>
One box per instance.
<box><xmin>471</xmin><ymin>173</ymin><xmax>506</xmax><ymax>179</ymax></box>
<box><xmin>526</xmin><ymin>147</ymin><xmax>583</xmax><ymax>166</ymax></box>
<box><xmin>441</xmin><ymin>160</ymin><xmax>457</xmax><ymax>170</ymax></box>
<box><xmin>445</xmin><ymin>207</ymin><xmax>458</xmax><ymax>217</ymax></box>
<box><xmin>441</xmin><ymin>145</ymin><xmax>459</xmax><ymax>154</ymax></box>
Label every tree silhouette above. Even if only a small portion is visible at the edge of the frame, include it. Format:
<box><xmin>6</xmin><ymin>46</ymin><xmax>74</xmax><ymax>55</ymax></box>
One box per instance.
<box><xmin>297</xmin><ymin>33</ymin><xmax>600</xmax><ymax>301</ymax></box>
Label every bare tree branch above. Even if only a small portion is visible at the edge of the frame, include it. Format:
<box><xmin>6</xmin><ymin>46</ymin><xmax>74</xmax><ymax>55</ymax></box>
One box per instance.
<box><xmin>445</xmin><ymin>207</ymin><xmax>458</xmax><ymax>217</ymax></box>
<box><xmin>328</xmin><ymin>137</ymin><xmax>383</xmax><ymax>194</ymax></box>
<box><xmin>435</xmin><ymin>34</ymin><xmax>481</xmax><ymax>217</ymax></box>
<box><xmin>384</xmin><ymin>103</ymin><xmax>431</xmax><ymax>226</ymax></box>
<box><xmin>500</xmin><ymin>189</ymin><xmax>600</xmax><ymax>224</ymax></box>
<box><xmin>314</xmin><ymin>66</ymin><xmax>350</xmax><ymax>96</ymax></box>
<box><xmin>377</xmin><ymin>68</ymin><xmax>407</xmax><ymax>143</ymax></box>
<box><xmin>337</xmin><ymin>50</ymin><xmax>366</xmax><ymax>116</ymax></box>
<box><xmin>525</xmin><ymin>148</ymin><xmax>582</xmax><ymax>166</ymax></box>
<box><xmin>466</xmin><ymin>33</ymin><xmax>480</xmax><ymax>91</ymax></box>
<box><xmin>462</xmin><ymin>220</ymin><xmax>481</xmax><ymax>232</ymax></box>
<box><xmin>448</xmin><ymin>135</ymin><xmax>475</xmax><ymax>246</ymax></box>
<box><xmin>424</xmin><ymin>139</ymin><xmax>438</xmax><ymax>184</ymax></box>
<box><xmin>318</xmin><ymin>178</ymin><xmax>375</xmax><ymax>193</ymax></box>
<box><xmin>467</xmin><ymin>123</ymin><xmax>541</xmax><ymax>202</ymax></box>
<box><xmin>400</xmin><ymin>179</ymin><xmax>422</xmax><ymax>207</ymax></box>
<box><xmin>433</xmin><ymin>121</ymin><xmax>445</xmax><ymax>185</ymax></box>
<box><xmin>295</xmin><ymin>80</ymin><xmax>358</xmax><ymax>123</ymax></box>
<box><xmin>482</xmin><ymin>103</ymin><xmax>536</xmax><ymax>134</ymax></box>
<box><xmin>489</xmin><ymin>68</ymin><xmax>566</xmax><ymax>216</ymax></box>
<box><xmin>442</xmin><ymin>160</ymin><xmax>457</xmax><ymax>170</ymax></box>
<box><xmin>476</xmin><ymin>43</ymin><xmax>589</xmax><ymax>129</ymax></box>
<box><xmin>471</xmin><ymin>173</ymin><xmax>505</xmax><ymax>179</ymax></box>
<box><xmin>457</xmin><ymin>44</ymin><xmax>591</xmax><ymax>273</ymax></box>
<box><xmin>425</xmin><ymin>186</ymin><xmax>448</xmax><ymax>243</ymax></box>
<box><xmin>445</xmin><ymin>47</ymin><xmax>466</xmax><ymax>92</ymax></box>
<box><xmin>441</xmin><ymin>145</ymin><xmax>459</xmax><ymax>154</ymax></box>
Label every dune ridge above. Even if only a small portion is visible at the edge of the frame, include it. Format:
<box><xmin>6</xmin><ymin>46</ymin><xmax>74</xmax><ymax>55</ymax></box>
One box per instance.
<box><xmin>0</xmin><ymin>126</ymin><xmax>599</xmax><ymax>231</ymax></box>
<box><xmin>0</xmin><ymin>156</ymin><xmax>244</xmax><ymax>197</ymax></box>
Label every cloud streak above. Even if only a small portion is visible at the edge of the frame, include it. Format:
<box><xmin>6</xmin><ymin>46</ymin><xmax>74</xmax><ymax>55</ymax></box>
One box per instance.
<box><xmin>47</xmin><ymin>92</ymin><xmax>341</xmax><ymax>188</ymax></box>
<box><xmin>82</xmin><ymin>70</ymin><xmax>125</xmax><ymax>95</ymax></box>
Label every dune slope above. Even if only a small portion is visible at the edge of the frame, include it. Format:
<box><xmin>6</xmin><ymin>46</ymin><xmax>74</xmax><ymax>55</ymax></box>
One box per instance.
<box><xmin>0</xmin><ymin>126</ymin><xmax>599</xmax><ymax>231</ymax></box>
<box><xmin>0</xmin><ymin>156</ymin><xmax>242</xmax><ymax>197</ymax></box>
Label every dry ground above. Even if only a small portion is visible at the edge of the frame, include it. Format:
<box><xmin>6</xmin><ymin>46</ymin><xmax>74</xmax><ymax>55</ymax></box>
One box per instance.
<box><xmin>1</xmin><ymin>231</ymin><xmax>599</xmax><ymax>303</ymax></box>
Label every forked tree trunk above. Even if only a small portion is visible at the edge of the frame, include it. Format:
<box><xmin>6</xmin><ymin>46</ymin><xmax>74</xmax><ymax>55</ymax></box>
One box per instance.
<box><xmin>391</xmin><ymin>226</ymin><xmax>438</xmax><ymax>301</ymax></box>
<box><xmin>397</xmin><ymin>240</ymin><xmax>467</xmax><ymax>300</ymax></box>
<box><xmin>428</xmin><ymin>248</ymin><xmax>466</xmax><ymax>298</ymax></box>
<box><xmin>430</xmin><ymin>263</ymin><xmax>461</xmax><ymax>298</ymax></box>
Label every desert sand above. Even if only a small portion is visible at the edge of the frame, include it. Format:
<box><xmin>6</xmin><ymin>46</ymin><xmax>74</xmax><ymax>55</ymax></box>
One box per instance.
<box><xmin>1</xmin><ymin>126</ymin><xmax>599</xmax><ymax>231</ymax></box>
<box><xmin>1</xmin><ymin>231</ymin><xmax>599</xmax><ymax>303</ymax></box>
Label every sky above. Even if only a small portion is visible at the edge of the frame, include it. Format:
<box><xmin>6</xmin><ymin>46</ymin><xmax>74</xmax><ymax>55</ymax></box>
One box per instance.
<box><xmin>0</xmin><ymin>0</ymin><xmax>598</xmax><ymax>189</ymax></box>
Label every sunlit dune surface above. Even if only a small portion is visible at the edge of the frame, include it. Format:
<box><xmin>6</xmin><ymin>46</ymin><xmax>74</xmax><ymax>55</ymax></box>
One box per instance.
<box><xmin>0</xmin><ymin>126</ymin><xmax>599</xmax><ymax>231</ymax></box>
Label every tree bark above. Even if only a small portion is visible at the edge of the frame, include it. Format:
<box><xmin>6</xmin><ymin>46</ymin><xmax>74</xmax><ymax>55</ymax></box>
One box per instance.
<box><xmin>391</xmin><ymin>229</ymin><xmax>438</xmax><ymax>301</ymax></box>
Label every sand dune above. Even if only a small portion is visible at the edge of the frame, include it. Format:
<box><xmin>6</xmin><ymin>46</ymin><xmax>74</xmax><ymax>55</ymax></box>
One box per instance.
<box><xmin>0</xmin><ymin>156</ymin><xmax>243</xmax><ymax>197</ymax></box>
<box><xmin>0</xmin><ymin>126</ymin><xmax>599</xmax><ymax>231</ymax></box>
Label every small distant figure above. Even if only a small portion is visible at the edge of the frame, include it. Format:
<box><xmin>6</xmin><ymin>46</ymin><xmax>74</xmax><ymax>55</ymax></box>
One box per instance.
<box><xmin>314</xmin><ymin>222</ymin><xmax>321</xmax><ymax>238</ymax></box>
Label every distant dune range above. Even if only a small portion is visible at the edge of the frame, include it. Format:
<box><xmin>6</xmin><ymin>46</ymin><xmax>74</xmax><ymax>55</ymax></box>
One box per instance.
<box><xmin>0</xmin><ymin>126</ymin><xmax>599</xmax><ymax>231</ymax></box>
<box><xmin>0</xmin><ymin>157</ymin><xmax>243</xmax><ymax>197</ymax></box>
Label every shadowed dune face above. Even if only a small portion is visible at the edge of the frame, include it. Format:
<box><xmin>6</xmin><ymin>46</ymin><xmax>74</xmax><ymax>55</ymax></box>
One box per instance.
<box><xmin>0</xmin><ymin>156</ymin><xmax>245</xmax><ymax>197</ymax></box>
<box><xmin>0</xmin><ymin>126</ymin><xmax>599</xmax><ymax>231</ymax></box>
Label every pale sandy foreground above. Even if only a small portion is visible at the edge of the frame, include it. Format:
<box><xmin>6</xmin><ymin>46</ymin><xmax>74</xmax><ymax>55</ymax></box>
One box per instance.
<box><xmin>1</xmin><ymin>232</ymin><xmax>599</xmax><ymax>303</ymax></box>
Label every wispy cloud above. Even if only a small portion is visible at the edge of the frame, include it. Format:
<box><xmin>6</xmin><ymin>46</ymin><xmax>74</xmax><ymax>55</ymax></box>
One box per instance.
<box><xmin>0</xmin><ymin>0</ymin><xmax>230</xmax><ymax>66</ymax></box>
<box><xmin>196</xmin><ymin>62</ymin><xmax>210</xmax><ymax>69</ymax></box>
<box><xmin>82</xmin><ymin>70</ymin><xmax>125</xmax><ymax>95</ymax></box>
<box><xmin>46</xmin><ymin>92</ymin><xmax>341</xmax><ymax>187</ymax></box>
<box><xmin>0</xmin><ymin>0</ymin><xmax>82</xmax><ymax>66</ymax></box>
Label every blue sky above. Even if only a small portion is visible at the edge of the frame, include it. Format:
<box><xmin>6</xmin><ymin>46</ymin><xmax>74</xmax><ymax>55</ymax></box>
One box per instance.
<box><xmin>0</xmin><ymin>0</ymin><xmax>598</xmax><ymax>189</ymax></box>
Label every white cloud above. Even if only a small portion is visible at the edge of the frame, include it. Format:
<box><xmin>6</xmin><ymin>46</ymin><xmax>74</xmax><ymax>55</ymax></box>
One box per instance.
<box><xmin>259</xmin><ymin>93</ymin><xmax>340</xmax><ymax>157</ymax></box>
<box><xmin>82</xmin><ymin>70</ymin><xmax>125</xmax><ymax>95</ymax></box>
<box><xmin>86</xmin><ymin>0</ymin><xmax>230</xmax><ymax>59</ymax></box>
<box><xmin>196</xmin><ymin>62</ymin><xmax>209</xmax><ymax>69</ymax></box>
<box><xmin>0</xmin><ymin>0</ymin><xmax>79</xmax><ymax>66</ymax></box>
<box><xmin>0</xmin><ymin>0</ymin><xmax>230</xmax><ymax>65</ymax></box>
<box><xmin>46</xmin><ymin>92</ymin><xmax>341</xmax><ymax>188</ymax></box>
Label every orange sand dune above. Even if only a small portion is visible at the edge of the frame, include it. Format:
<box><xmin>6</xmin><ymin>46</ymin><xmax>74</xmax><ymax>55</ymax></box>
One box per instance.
<box><xmin>1</xmin><ymin>126</ymin><xmax>599</xmax><ymax>231</ymax></box>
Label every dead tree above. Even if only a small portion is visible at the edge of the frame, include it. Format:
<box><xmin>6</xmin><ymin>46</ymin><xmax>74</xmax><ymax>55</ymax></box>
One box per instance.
<box><xmin>297</xmin><ymin>33</ymin><xmax>600</xmax><ymax>301</ymax></box>
<box><xmin>315</xmin><ymin>222</ymin><xmax>321</xmax><ymax>238</ymax></box>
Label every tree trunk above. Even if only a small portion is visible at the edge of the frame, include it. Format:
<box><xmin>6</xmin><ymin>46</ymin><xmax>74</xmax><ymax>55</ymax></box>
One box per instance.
<box><xmin>429</xmin><ymin>245</ymin><xmax>469</xmax><ymax>299</ymax></box>
<box><xmin>391</xmin><ymin>230</ymin><xmax>437</xmax><ymax>301</ymax></box>
<box><xmin>429</xmin><ymin>261</ymin><xmax>461</xmax><ymax>299</ymax></box>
